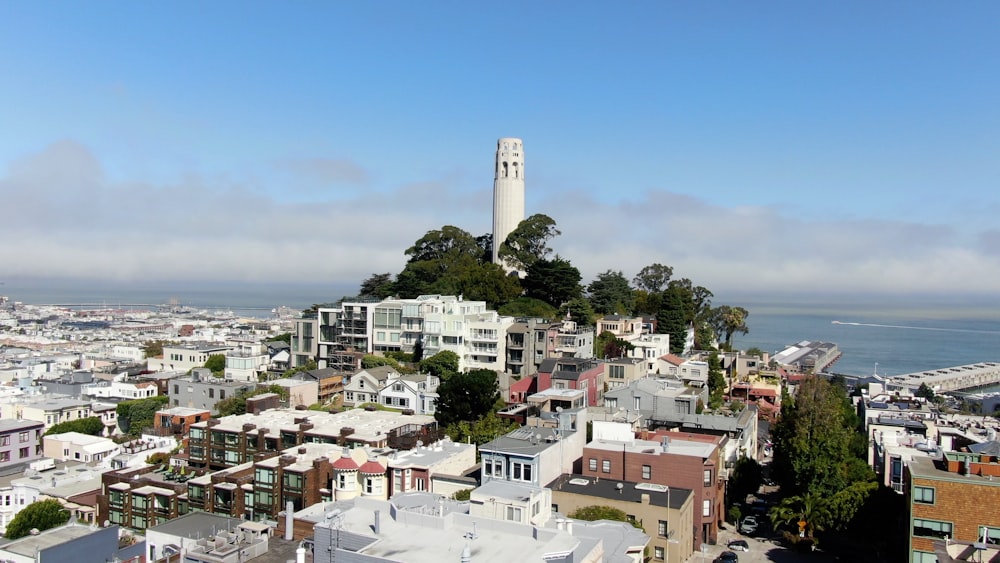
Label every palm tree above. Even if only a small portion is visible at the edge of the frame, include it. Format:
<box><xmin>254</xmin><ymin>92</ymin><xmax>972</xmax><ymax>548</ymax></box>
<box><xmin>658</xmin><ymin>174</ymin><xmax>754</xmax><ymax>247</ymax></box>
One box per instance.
<box><xmin>769</xmin><ymin>493</ymin><xmax>831</xmax><ymax>541</ymax></box>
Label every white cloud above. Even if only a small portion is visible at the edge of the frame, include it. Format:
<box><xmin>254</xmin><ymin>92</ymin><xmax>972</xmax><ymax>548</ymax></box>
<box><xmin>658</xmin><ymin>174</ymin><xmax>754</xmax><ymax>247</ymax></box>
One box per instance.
<box><xmin>2</xmin><ymin>141</ymin><xmax>999</xmax><ymax>296</ymax></box>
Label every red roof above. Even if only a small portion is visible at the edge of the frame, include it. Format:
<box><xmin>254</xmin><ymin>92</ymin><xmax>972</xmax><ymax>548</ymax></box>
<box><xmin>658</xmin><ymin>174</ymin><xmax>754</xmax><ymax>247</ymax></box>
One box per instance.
<box><xmin>359</xmin><ymin>461</ymin><xmax>386</xmax><ymax>474</ymax></box>
<box><xmin>510</xmin><ymin>376</ymin><xmax>536</xmax><ymax>392</ymax></box>
<box><xmin>332</xmin><ymin>456</ymin><xmax>359</xmax><ymax>471</ymax></box>
<box><xmin>659</xmin><ymin>353</ymin><xmax>686</xmax><ymax>366</ymax></box>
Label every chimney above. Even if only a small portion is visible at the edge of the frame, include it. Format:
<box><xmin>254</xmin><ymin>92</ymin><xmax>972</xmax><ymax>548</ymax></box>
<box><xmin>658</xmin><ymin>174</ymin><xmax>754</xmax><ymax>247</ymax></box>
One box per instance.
<box><xmin>565</xmin><ymin>520</ymin><xmax>573</xmax><ymax>534</ymax></box>
<box><xmin>296</xmin><ymin>546</ymin><xmax>306</xmax><ymax>563</ymax></box>
<box><xmin>641</xmin><ymin>493</ymin><xmax>650</xmax><ymax>505</ymax></box>
<box><xmin>284</xmin><ymin>501</ymin><xmax>294</xmax><ymax>540</ymax></box>
<box><xmin>661</xmin><ymin>436</ymin><xmax>670</xmax><ymax>452</ymax></box>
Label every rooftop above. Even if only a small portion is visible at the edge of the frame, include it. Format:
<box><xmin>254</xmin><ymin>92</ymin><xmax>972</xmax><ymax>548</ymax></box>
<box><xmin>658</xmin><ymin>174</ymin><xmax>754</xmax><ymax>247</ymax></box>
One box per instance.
<box><xmin>548</xmin><ymin>473</ymin><xmax>692</xmax><ymax>509</ymax></box>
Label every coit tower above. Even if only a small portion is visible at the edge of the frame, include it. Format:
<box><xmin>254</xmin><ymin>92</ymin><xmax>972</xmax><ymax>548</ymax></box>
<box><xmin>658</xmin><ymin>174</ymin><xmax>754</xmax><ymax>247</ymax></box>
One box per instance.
<box><xmin>492</xmin><ymin>137</ymin><xmax>525</xmax><ymax>268</ymax></box>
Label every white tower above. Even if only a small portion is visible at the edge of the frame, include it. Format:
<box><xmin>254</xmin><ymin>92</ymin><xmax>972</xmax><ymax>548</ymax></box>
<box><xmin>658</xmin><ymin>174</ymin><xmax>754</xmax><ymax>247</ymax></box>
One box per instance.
<box><xmin>492</xmin><ymin>137</ymin><xmax>525</xmax><ymax>268</ymax></box>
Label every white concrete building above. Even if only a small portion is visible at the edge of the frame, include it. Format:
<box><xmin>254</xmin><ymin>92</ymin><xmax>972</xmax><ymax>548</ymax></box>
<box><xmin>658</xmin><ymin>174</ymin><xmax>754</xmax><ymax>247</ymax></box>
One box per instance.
<box><xmin>492</xmin><ymin>137</ymin><xmax>526</xmax><ymax>270</ymax></box>
<box><xmin>43</xmin><ymin>432</ymin><xmax>119</xmax><ymax>464</ymax></box>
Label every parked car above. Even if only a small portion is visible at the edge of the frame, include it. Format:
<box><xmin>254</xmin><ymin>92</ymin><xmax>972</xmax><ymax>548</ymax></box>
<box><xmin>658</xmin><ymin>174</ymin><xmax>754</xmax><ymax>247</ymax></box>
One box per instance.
<box><xmin>727</xmin><ymin>539</ymin><xmax>750</xmax><ymax>552</ymax></box>
<box><xmin>715</xmin><ymin>551</ymin><xmax>739</xmax><ymax>563</ymax></box>
<box><xmin>740</xmin><ymin>515</ymin><xmax>759</xmax><ymax>534</ymax></box>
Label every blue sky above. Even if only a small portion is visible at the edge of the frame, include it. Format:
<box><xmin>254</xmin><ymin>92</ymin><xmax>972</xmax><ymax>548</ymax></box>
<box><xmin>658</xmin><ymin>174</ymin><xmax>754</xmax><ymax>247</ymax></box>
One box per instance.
<box><xmin>2</xmin><ymin>2</ymin><xmax>999</xmax><ymax>297</ymax></box>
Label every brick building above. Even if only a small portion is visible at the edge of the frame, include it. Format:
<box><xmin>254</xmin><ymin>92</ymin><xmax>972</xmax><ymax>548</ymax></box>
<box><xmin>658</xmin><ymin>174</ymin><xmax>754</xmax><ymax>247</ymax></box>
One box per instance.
<box><xmin>98</xmin><ymin>464</ymin><xmax>188</xmax><ymax>530</ymax></box>
<box><xmin>582</xmin><ymin>422</ymin><xmax>724</xmax><ymax>546</ymax></box>
<box><xmin>186</xmin><ymin>408</ymin><xmax>438</xmax><ymax>470</ymax></box>
<box><xmin>537</xmin><ymin>358</ymin><xmax>605</xmax><ymax>407</ymax></box>
<box><xmin>907</xmin><ymin>447</ymin><xmax>1000</xmax><ymax>562</ymax></box>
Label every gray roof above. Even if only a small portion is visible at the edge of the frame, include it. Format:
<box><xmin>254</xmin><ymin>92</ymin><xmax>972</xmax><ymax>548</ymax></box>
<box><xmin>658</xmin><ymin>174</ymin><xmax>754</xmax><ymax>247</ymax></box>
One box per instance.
<box><xmin>146</xmin><ymin>511</ymin><xmax>241</xmax><ymax>538</ymax></box>
<box><xmin>0</xmin><ymin>419</ymin><xmax>44</xmax><ymax>432</ymax></box>
<box><xmin>479</xmin><ymin>426</ymin><xmax>563</xmax><ymax>457</ymax></box>
<box><xmin>969</xmin><ymin>441</ymin><xmax>1000</xmax><ymax>456</ymax></box>
<box><xmin>548</xmin><ymin>474</ymin><xmax>691</xmax><ymax>509</ymax></box>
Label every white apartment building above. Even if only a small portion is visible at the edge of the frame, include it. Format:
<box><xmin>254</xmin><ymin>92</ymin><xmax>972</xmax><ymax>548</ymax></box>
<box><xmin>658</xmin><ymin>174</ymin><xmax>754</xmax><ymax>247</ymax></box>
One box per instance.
<box><xmin>82</xmin><ymin>375</ymin><xmax>158</xmax><ymax>400</ymax></box>
<box><xmin>315</xmin><ymin>295</ymin><xmax>514</xmax><ymax>373</ymax></box>
<box><xmin>147</xmin><ymin>343</ymin><xmax>232</xmax><ymax>372</ymax></box>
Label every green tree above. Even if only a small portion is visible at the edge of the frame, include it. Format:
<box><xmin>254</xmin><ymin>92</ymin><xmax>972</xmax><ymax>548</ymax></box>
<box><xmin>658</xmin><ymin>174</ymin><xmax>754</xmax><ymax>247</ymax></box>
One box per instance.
<box><xmin>271</xmin><ymin>332</ymin><xmax>293</xmax><ymax>345</ymax></box>
<box><xmin>632</xmin><ymin>289</ymin><xmax>663</xmax><ymax>316</ymax></box>
<box><xmin>204</xmin><ymin>354</ymin><xmax>226</xmax><ymax>374</ymax></box>
<box><xmin>727</xmin><ymin>456</ymin><xmax>764</xmax><ymax>505</ymax></box>
<box><xmin>771</xmin><ymin>376</ymin><xmax>876</xmax><ymax>536</ymax></box>
<box><xmin>587</xmin><ymin>270</ymin><xmax>634</xmax><ymax>315</ymax></box>
<box><xmin>143</xmin><ymin>340</ymin><xmax>172</xmax><ymax>359</ymax></box>
<box><xmin>361</xmin><ymin>355</ymin><xmax>408</xmax><ymax>372</ymax></box>
<box><xmin>523</xmin><ymin>257</ymin><xmax>582</xmax><ymax>307</ymax></box>
<box><xmin>915</xmin><ymin>382</ymin><xmax>935</xmax><ymax>401</ymax></box>
<box><xmin>44</xmin><ymin>417</ymin><xmax>105</xmax><ymax>437</ymax></box>
<box><xmin>5</xmin><ymin>499</ymin><xmax>69</xmax><ymax>539</ymax></box>
<box><xmin>497</xmin><ymin>213</ymin><xmax>561</xmax><ymax>272</ymax></box>
<box><xmin>558</xmin><ymin>296</ymin><xmax>597</xmax><ymax>326</ymax></box>
<box><xmin>454</xmin><ymin>262</ymin><xmax>522</xmax><ymax>309</ymax></box>
<box><xmin>707</xmin><ymin>351</ymin><xmax>726</xmax><ymax>409</ymax></box>
<box><xmin>435</xmin><ymin>369</ymin><xmax>500</xmax><ymax>426</ymax></box>
<box><xmin>594</xmin><ymin>330</ymin><xmax>634</xmax><ymax>359</ymax></box>
<box><xmin>568</xmin><ymin>505</ymin><xmax>643</xmax><ymax>529</ymax></box>
<box><xmin>358</xmin><ymin>273</ymin><xmax>395</xmax><ymax>299</ymax></box>
<box><xmin>445</xmin><ymin>411</ymin><xmax>519</xmax><ymax>445</ymax></box>
<box><xmin>498</xmin><ymin>297</ymin><xmax>558</xmax><ymax>320</ymax></box>
<box><xmin>655</xmin><ymin>285</ymin><xmax>687</xmax><ymax>354</ymax></box>
<box><xmin>395</xmin><ymin>226</ymin><xmax>483</xmax><ymax>298</ymax></box>
<box><xmin>116</xmin><ymin>396</ymin><xmax>170</xmax><ymax>436</ymax></box>
<box><xmin>420</xmin><ymin>350</ymin><xmax>460</xmax><ymax>380</ymax></box>
<box><xmin>633</xmin><ymin>263</ymin><xmax>673</xmax><ymax>293</ymax></box>
<box><xmin>711</xmin><ymin>305</ymin><xmax>750</xmax><ymax>349</ymax></box>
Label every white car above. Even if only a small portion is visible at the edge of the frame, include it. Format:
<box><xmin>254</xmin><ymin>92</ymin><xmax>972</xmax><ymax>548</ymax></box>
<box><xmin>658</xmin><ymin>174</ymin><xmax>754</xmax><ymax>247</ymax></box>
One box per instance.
<box><xmin>740</xmin><ymin>516</ymin><xmax>759</xmax><ymax>534</ymax></box>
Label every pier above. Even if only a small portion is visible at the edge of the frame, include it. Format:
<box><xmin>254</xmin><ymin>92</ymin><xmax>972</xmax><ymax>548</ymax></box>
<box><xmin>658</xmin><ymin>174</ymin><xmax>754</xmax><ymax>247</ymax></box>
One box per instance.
<box><xmin>885</xmin><ymin>362</ymin><xmax>1000</xmax><ymax>393</ymax></box>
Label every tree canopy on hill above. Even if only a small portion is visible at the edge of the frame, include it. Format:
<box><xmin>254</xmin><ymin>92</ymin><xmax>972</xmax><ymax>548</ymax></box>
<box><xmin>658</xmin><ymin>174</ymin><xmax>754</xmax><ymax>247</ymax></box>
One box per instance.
<box><xmin>348</xmin><ymin>218</ymin><xmax>751</xmax><ymax>351</ymax></box>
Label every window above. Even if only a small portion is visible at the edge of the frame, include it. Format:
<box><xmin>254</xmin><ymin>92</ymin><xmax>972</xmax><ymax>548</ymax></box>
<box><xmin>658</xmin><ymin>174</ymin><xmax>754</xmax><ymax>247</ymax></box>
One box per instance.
<box><xmin>220</xmin><ymin>390</ymin><xmax>225</xmax><ymax>400</ymax></box>
<box><xmin>19</xmin><ymin>432</ymin><xmax>28</xmax><ymax>443</ymax></box>
<box><xmin>654</xmin><ymin>546</ymin><xmax>665</xmax><ymax>560</ymax></box>
<box><xmin>0</xmin><ymin>436</ymin><xmax>8</xmax><ymax>446</ymax></box>
<box><xmin>913</xmin><ymin>486</ymin><xmax>935</xmax><ymax>504</ymax></box>
<box><xmin>511</xmin><ymin>461</ymin><xmax>533</xmax><ymax>482</ymax></box>
<box><xmin>20</xmin><ymin>448</ymin><xmax>29</xmax><ymax>458</ymax></box>
<box><xmin>634</xmin><ymin>396</ymin><xmax>641</xmax><ymax>410</ymax></box>
<box><xmin>642</xmin><ymin>465</ymin><xmax>651</xmax><ymax>480</ymax></box>
<box><xmin>492</xmin><ymin>459</ymin><xmax>503</xmax><ymax>478</ymax></box>
<box><xmin>0</xmin><ymin>452</ymin><xmax>9</xmax><ymax>462</ymax></box>
<box><xmin>609</xmin><ymin>365</ymin><xmax>625</xmax><ymax>379</ymax></box>
<box><xmin>209</xmin><ymin>388</ymin><xmax>215</xmax><ymax>399</ymax></box>
<box><xmin>912</xmin><ymin>552</ymin><xmax>937</xmax><ymax>563</ymax></box>
<box><xmin>506</xmin><ymin>506</ymin><xmax>522</xmax><ymax>521</ymax></box>
<box><xmin>602</xmin><ymin>460</ymin><xmax>611</xmax><ymax>473</ymax></box>
<box><xmin>912</xmin><ymin>518</ymin><xmax>952</xmax><ymax>539</ymax></box>
<box><xmin>283</xmin><ymin>472</ymin><xmax>304</xmax><ymax>490</ymax></box>
<box><xmin>415</xmin><ymin>478</ymin><xmax>426</xmax><ymax>491</ymax></box>
<box><xmin>589</xmin><ymin>458</ymin><xmax>597</xmax><ymax>471</ymax></box>
<box><xmin>703</xmin><ymin>499</ymin><xmax>711</xmax><ymax>517</ymax></box>
<box><xmin>658</xmin><ymin>520</ymin><xmax>668</xmax><ymax>536</ymax></box>
<box><xmin>978</xmin><ymin>527</ymin><xmax>1000</xmax><ymax>545</ymax></box>
<box><xmin>704</xmin><ymin>469</ymin><xmax>712</xmax><ymax>486</ymax></box>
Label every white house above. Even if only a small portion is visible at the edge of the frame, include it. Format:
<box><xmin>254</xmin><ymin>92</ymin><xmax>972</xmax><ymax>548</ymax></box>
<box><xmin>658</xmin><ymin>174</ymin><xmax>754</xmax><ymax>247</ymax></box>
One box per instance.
<box><xmin>377</xmin><ymin>373</ymin><xmax>440</xmax><ymax>415</ymax></box>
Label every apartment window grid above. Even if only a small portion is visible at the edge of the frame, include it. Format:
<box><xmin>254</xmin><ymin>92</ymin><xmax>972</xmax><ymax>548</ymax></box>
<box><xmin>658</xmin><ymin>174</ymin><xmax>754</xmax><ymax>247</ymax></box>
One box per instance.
<box><xmin>589</xmin><ymin>458</ymin><xmax>597</xmax><ymax>471</ymax></box>
<box><xmin>703</xmin><ymin>469</ymin><xmax>712</xmax><ymax>486</ymax></box>
<box><xmin>642</xmin><ymin>465</ymin><xmax>651</xmax><ymax>480</ymax></box>
<box><xmin>602</xmin><ymin>459</ymin><xmax>611</xmax><ymax>473</ymax></box>
<box><xmin>658</xmin><ymin>520</ymin><xmax>668</xmax><ymax>536</ymax></box>
<box><xmin>654</xmin><ymin>546</ymin><xmax>665</xmax><ymax>560</ymax></box>
<box><xmin>912</xmin><ymin>518</ymin><xmax>952</xmax><ymax>539</ymax></box>
<box><xmin>912</xmin><ymin>486</ymin><xmax>935</xmax><ymax>504</ymax></box>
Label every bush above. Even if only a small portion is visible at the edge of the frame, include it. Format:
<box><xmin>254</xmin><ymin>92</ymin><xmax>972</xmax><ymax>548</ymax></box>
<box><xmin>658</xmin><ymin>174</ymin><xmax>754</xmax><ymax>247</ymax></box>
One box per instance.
<box><xmin>452</xmin><ymin>489</ymin><xmax>472</xmax><ymax>501</ymax></box>
<box><xmin>5</xmin><ymin>499</ymin><xmax>69</xmax><ymax>539</ymax></box>
<box><xmin>44</xmin><ymin>417</ymin><xmax>105</xmax><ymax>437</ymax></box>
<box><xmin>727</xmin><ymin>505</ymin><xmax>742</xmax><ymax>524</ymax></box>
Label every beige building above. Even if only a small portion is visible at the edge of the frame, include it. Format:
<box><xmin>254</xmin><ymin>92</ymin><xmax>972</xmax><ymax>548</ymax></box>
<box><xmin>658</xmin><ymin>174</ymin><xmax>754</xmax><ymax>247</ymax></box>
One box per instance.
<box><xmin>43</xmin><ymin>432</ymin><xmax>119</xmax><ymax>464</ymax></box>
<box><xmin>550</xmin><ymin>474</ymin><xmax>694</xmax><ymax>563</ymax></box>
